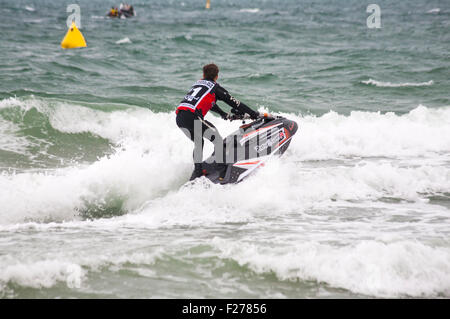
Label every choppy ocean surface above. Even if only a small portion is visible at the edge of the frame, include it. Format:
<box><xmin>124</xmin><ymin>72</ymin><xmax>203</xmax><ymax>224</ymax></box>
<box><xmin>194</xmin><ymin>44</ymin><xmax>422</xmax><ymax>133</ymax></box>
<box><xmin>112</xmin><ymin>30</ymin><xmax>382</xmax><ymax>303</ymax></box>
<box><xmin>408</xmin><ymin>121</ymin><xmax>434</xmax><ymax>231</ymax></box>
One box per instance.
<box><xmin>0</xmin><ymin>0</ymin><xmax>449</xmax><ymax>298</ymax></box>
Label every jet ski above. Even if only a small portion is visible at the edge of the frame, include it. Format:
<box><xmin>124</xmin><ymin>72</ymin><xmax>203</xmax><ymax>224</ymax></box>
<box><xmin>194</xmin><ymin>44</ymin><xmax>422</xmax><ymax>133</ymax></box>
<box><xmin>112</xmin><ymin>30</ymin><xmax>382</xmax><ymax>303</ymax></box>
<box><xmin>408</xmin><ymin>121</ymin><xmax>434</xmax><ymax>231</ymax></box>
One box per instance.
<box><xmin>107</xmin><ymin>4</ymin><xmax>135</xmax><ymax>18</ymax></box>
<box><xmin>200</xmin><ymin>112</ymin><xmax>298</xmax><ymax>184</ymax></box>
<box><xmin>119</xmin><ymin>4</ymin><xmax>135</xmax><ymax>18</ymax></box>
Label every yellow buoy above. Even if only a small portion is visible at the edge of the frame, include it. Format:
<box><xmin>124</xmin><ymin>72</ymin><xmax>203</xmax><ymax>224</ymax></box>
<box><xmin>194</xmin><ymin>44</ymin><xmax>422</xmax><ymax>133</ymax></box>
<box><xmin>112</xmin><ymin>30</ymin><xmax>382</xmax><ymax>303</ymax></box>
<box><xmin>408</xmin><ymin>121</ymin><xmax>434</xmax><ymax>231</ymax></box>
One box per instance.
<box><xmin>61</xmin><ymin>22</ymin><xmax>87</xmax><ymax>49</ymax></box>
<box><xmin>206</xmin><ymin>0</ymin><xmax>211</xmax><ymax>9</ymax></box>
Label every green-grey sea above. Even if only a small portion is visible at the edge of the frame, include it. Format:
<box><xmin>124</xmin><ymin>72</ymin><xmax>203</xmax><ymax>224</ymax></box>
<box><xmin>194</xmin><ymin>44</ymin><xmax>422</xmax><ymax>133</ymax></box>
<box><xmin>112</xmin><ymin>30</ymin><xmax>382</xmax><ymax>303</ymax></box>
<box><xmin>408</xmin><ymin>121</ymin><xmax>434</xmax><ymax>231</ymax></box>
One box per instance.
<box><xmin>0</xmin><ymin>0</ymin><xmax>449</xmax><ymax>298</ymax></box>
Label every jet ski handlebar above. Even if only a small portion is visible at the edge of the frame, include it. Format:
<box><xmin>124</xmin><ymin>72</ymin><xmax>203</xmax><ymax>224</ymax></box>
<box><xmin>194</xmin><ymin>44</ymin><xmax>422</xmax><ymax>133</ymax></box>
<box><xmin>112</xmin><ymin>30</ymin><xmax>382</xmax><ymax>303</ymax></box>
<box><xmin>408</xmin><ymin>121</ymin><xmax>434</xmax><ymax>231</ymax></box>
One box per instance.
<box><xmin>229</xmin><ymin>112</ymin><xmax>276</xmax><ymax>121</ymax></box>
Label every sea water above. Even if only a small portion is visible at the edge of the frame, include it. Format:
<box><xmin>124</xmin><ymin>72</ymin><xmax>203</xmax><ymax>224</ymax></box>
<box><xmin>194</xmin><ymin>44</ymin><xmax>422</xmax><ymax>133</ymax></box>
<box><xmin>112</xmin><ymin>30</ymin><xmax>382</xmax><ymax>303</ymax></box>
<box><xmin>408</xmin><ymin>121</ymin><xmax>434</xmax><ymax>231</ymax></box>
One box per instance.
<box><xmin>0</xmin><ymin>0</ymin><xmax>449</xmax><ymax>298</ymax></box>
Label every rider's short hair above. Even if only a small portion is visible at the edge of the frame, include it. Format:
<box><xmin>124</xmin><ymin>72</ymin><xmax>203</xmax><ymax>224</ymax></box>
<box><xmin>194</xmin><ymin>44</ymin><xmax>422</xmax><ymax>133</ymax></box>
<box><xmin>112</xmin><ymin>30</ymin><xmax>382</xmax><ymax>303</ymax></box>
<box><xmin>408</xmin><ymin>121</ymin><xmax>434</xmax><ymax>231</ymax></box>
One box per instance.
<box><xmin>203</xmin><ymin>63</ymin><xmax>219</xmax><ymax>81</ymax></box>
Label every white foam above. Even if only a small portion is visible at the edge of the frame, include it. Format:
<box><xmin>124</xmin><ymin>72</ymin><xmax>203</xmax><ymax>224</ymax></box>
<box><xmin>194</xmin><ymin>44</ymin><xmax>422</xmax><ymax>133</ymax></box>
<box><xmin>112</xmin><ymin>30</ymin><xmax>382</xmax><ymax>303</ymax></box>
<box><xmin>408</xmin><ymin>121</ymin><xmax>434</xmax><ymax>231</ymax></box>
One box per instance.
<box><xmin>0</xmin><ymin>250</ymin><xmax>161</xmax><ymax>290</ymax></box>
<box><xmin>0</xmin><ymin>97</ymin><xmax>191</xmax><ymax>223</ymax></box>
<box><xmin>0</xmin><ymin>260</ymin><xmax>85</xmax><ymax>289</ymax></box>
<box><xmin>0</xmin><ymin>96</ymin><xmax>31</xmax><ymax>110</ymax></box>
<box><xmin>0</xmin><ymin>98</ymin><xmax>41</xmax><ymax>156</ymax></box>
<box><xmin>6</xmin><ymin>97</ymin><xmax>449</xmax><ymax>161</ymax></box>
<box><xmin>0</xmin><ymin>119</ymin><xmax>30</xmax><ymax>155</ymax></box>
<box><xmin>239</xmin><ymin>8</ymin><xmax>260</xmax><ymax>13</ymax></box>
<box><xmin>24</xmin><ymin>19</ymin><xmax>43</xmax><ymax>24</ymax></box>
<box><xmin>291</xmin><ymin>105</ymin><xmax>450</xmax><ymax>160</ymax></box>
<box><xmin>362</xmin><ymin>79</ymin><xmax>434</xmax><ymax>87</ymax></box>
<box><xmin>0</xmin><ymin>143</ymin><xmax>190</xmax><ymax>224</ymax></box>
<box><xmin>1</xmin><ymin>154</ymin><xmax>448</xmax><ymax>225</ymax></box>
<box><xmin>213</xmin><ymin>238</ymin><xmax>450</xmax><ymax>297</ymax></box>
<box><xmin>121</xmin><ymin>160</ymin><xmax>450</xmax><ymax>229</ymax></box>
<box><xmin>0</xmin><ymin>97</ymin><xmax>449</xmax><ymax>225</ymax></box>
<box><xmin>115</xmin><ymin>37</ymin><xmax>132</xmax><ymax>44</ymax></box>
<box><xmin>25</xmin><ymin>6</ymin><xmax>35</xmax><ymax>12</ymax></box>
<box><xmin>427</xmin><ymin>8</ymin><xmax>440</xmax><ymax>13</ymax></box>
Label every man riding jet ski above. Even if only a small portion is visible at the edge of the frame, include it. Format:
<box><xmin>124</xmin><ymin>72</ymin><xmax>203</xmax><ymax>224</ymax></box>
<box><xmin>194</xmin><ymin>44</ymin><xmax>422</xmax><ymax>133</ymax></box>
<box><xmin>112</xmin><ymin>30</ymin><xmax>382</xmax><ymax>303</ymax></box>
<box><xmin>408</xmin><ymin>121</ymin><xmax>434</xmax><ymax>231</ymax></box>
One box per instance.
<box><xmin>175</xmin><ymin>63</ymin><xmax>298</xmax><ymax>183</ymax></box>
<box><xmin>107</xmin><ymin>7</ymin><xmax>120</xmax><ymax>18</ymax></box>
<box><xmin>176</xmin><ymin>63</ymin><xmax>260</xmax><ymax>181</ymax></box>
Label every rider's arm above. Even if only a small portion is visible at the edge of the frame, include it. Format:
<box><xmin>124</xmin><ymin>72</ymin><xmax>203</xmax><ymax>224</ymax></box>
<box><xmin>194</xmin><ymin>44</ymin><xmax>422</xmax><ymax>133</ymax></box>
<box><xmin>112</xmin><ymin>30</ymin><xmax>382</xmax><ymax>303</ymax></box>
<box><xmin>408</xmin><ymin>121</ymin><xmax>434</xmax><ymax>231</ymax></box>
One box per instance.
<box><xmin>210</xmin><ymin>103</ymin><xmax>228</xmax><ymax>119</ymax></box>
<box><xmin>215</xmin><ymin>84</ymin><xmax>259</xmax><ymax>119</ymax></box>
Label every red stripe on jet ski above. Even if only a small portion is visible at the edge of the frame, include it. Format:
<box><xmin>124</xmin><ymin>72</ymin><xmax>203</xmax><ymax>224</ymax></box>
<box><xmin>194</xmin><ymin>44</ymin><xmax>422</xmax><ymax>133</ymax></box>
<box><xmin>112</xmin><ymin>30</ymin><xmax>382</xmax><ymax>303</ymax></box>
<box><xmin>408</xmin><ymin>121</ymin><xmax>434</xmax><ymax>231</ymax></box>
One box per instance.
<box><xmin>235</xmin><ymin>161</ymin><xmax>260</xmax><ymax>166</ymax></box>
<box><xmin>242</xmin><ymin>124</ymin><xmax>279</xmax><ymax>139</ymax></box>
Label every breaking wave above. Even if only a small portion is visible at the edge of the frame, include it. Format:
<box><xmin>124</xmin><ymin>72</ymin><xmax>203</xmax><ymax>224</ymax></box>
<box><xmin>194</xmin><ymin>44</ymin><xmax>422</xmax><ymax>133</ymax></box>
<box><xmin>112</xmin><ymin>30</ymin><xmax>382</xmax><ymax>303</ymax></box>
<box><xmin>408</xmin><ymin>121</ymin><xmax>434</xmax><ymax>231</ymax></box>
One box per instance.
<box><xmin>0</xmin><ymin>97</ymin><xmax>449</xmax><ymax>224</ymax></box>
<box><xmin>361</xmin><ymin>79</ymin><xmax>434</xmax><ymax>87</ymax></box>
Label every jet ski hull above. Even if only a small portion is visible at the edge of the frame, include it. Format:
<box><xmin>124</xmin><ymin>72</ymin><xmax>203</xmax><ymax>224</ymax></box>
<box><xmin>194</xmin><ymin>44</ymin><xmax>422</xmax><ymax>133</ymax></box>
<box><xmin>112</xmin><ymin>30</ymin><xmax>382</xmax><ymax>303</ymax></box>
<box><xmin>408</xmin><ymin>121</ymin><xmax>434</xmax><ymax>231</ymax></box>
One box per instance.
<box><xmin>201</xmin><ymin>117</ymin><xmax>298</xmax><ymax>184</ymax></box>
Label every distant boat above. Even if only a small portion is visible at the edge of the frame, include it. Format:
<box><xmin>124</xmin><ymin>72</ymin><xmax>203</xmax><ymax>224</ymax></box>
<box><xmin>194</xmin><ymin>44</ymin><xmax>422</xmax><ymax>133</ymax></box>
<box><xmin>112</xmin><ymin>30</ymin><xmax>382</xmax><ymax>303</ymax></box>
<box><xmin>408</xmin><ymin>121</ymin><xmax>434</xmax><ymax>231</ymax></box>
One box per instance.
<box><xmin>107</xmin><ymin>4</ymin><xmax>136</xmax><ymax>19</ymax></box>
